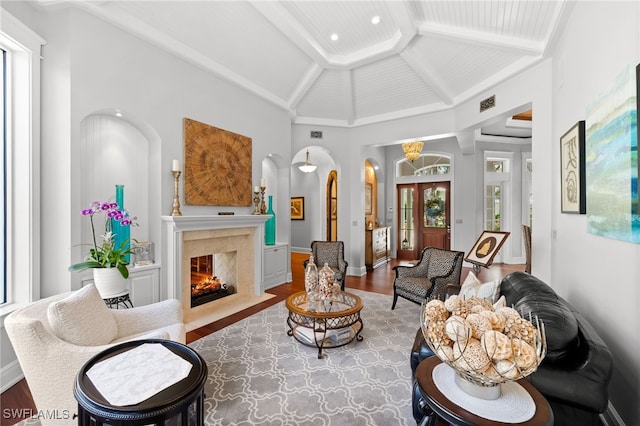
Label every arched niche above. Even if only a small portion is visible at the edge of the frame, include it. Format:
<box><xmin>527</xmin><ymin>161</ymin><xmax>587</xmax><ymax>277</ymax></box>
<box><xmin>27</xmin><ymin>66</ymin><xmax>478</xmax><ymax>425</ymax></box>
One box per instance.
<box><xmin>80</xmin><ymin>110</ymin><xmax>161</xmax><ymax>254</ymax></box>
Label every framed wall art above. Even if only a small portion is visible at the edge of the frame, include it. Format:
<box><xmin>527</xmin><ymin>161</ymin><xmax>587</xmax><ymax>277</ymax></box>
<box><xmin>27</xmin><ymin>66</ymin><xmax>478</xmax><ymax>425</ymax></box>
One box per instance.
<box><xmin>183</xmin><ymin>118</ymin><xmax>252</xmax><ymax>206</ymax></box>
<box><xmin>465</xmin><ymin>230</ymin><xmax>510</xmax><ymax>269</ymax></box>
<box><xmin>586</xmin><ymin>63</ymin><xmax>640</xmax><ymax>243</ymax></box>
<box><xmin>365</xmin><ymin>183</ymin><xmax>373</xmax><ymax>215</ymax></box>
<box><xmin>291</xmin><ymin>197</ymin><xmax>304</xmax><ymax>220</ymax></box>
<box><xmin>560</xmin><ymin>120</ymin><xmax>586</xmax><ymax>214</ymax></box>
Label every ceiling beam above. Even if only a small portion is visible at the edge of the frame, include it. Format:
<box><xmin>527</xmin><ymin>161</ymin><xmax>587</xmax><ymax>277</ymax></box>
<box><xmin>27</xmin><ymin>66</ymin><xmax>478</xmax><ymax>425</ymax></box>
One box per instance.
<box><xmin>341</xmin><ymin>70</ymin><xmax>355</xmax><ymax>126</ymax></box>
<box><xmin>400</xmin><ymin>42</ymin><xmax>454</xmax><ymax>106</ymax></box>
<box><xmin>418</xmin><ymin>23</ymin><xmax>544</xmax><ymax>57</ymax></box>
<box><xmin>288</xmin><ymin>64</ymin><xmax>323</xmax><ymax>111</ymax></box>
<box><xmin>249</xmin><ymin>1</ymin><xmax>330</xmax><ymax>67</ymax></box>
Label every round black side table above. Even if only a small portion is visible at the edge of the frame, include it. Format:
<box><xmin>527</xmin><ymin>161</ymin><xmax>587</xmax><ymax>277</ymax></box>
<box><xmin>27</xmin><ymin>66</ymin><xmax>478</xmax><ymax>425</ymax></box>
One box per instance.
<box><xmin>74</xmin><ymin>339</ymin><xmax>207</xmax><ymax>425</ymax></box>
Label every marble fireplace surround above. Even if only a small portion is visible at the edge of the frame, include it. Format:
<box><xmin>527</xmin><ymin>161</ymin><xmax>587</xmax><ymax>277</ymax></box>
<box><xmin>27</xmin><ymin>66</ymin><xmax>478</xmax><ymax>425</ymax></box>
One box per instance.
<box><xmin>162</xmin><ymin>215</ymin><xmax>273</xmax><ymax>331</ymax></box>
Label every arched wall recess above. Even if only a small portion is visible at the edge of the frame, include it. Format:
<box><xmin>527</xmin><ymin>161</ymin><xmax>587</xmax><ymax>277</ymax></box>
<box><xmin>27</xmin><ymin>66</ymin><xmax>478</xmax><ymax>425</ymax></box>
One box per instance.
<box><xmin>80</xmin><ymin>112</ymin><xmax>160</xmax><ymax>253</ymax></box>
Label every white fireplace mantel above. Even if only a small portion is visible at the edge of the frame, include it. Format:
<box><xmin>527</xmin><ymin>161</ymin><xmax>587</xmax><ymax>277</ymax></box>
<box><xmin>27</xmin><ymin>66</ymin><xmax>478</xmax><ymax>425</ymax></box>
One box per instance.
<box><xmin>161</xmin><ymin>215</ymin><xmax>269</xmax><ymax>302</ymax></box>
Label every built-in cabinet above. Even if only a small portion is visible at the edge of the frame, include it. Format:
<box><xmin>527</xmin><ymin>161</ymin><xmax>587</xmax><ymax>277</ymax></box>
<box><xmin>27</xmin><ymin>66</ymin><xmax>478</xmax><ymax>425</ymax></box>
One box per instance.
<box><xmin>263</xmin><ymin>243</ymin><xmax>288</xmax><ymax>290</ymax></box>
<box><xmin>365</xmin><ymin>227</ymin><xmax>391</xmax><ymax>270</ymax></box>
<box><xmin>81</xmin><ymin>264</ymin><xmax>161</xmax><ymax>307</ymax></box>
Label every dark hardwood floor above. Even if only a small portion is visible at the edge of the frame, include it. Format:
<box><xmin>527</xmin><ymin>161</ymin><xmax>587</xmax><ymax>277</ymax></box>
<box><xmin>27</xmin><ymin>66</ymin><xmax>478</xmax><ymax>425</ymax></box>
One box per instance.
<box><xmin>0</xmin><ymin>253</ymin><xmax>523</xmax><ymax>425</ymax></box>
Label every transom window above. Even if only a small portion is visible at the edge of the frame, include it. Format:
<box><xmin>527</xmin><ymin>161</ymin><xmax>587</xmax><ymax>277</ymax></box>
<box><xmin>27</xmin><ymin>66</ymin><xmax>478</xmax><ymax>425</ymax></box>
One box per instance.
<box><xmin>397</xmin><ymin>154</ymin><xmax>451</xmax><ymax>177</ymax></box>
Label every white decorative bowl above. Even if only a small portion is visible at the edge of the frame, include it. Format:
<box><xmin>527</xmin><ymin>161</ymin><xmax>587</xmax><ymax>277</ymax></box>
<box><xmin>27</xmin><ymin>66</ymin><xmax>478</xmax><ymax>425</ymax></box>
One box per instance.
<box><xmin>420</xmin><ymin>296</ymin><xmax>546</xmax><ymax>399</ymax></box>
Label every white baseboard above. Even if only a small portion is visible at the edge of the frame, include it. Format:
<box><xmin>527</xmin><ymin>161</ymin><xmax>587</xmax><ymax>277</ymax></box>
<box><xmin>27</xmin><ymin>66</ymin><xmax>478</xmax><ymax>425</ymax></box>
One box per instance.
<box><xmin>291</xmin><ymin>247</ymin><xmax>311</xmax><ymax>254</ymax></box>
<box><xmin>1</xmin><ymin>359</ymin><xmax>24</xmax><ymax>393</ymax></box>
<box><xmin>348</xmin><ymin>265</ymin><xmax>367</xmax><ymax>277</ymax></box>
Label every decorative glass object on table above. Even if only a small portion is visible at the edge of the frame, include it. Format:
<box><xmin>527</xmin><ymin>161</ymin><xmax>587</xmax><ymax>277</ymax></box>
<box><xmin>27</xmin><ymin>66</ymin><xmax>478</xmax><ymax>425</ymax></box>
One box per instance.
<box><xmin>304</xmin><ymin>255</ymin><xmax>319</xmax><ymax>310</ymax></box>
<box><xmin>132</xmin><ymin>242</ymin><xmax>154</xmax><ymax>267</ymax></box>
<box><xmin>318</xmin><ymin>263</ymin><xmax>340</xmax><ymax>311</ymax></box>
<box><xmin>420</xmin><ymin>295</ymin><xmax>546</xmax><ymax>400</ymax></box>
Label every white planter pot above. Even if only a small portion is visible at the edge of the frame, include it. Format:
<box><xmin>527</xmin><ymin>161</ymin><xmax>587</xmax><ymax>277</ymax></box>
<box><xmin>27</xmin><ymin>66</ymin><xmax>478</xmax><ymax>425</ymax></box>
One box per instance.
<box><xmin>92</xmin><ymin>268</ymin><xmax>129</xmax><ymax>298</ymax></box>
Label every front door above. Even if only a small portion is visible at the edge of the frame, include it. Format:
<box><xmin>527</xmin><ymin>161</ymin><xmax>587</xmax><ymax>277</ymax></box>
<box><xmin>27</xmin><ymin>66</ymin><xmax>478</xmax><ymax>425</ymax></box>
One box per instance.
<box><xmin>420</xmin><ymin>182</ymin><xmax>450</xmax><ymax>250</ymax></box>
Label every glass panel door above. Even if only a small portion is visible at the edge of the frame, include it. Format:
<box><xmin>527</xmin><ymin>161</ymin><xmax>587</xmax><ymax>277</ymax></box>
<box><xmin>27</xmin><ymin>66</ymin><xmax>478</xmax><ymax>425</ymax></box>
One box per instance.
<box><xmin>397</xmin><ymin>184</ymin><xmax>417</xmax><ymax>260</ymax></box>
<box><xmin>420</xmin><ymin>182</ymin><xmax>450</xmax><ymax>250</ymax></box>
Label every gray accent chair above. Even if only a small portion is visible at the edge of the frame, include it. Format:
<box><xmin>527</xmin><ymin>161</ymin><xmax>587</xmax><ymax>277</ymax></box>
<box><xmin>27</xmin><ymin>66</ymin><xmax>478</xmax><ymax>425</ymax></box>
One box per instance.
<box><xmin>303</xmin><ymin>240</ymin><xmax>348</xmax><ymax>290</ymax></box>
<box><xmin>391</xmin><ymin>247</ymin><xmax>464</xmax><ymax>309</ymax></box>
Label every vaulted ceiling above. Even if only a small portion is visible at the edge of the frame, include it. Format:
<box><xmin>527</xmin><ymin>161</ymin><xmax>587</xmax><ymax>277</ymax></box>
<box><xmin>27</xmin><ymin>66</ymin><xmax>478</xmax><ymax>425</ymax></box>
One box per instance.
<box><xmin>35</xmin><ymin>0</ymin><xmax>568</xmax><ymax>129</ymax></box>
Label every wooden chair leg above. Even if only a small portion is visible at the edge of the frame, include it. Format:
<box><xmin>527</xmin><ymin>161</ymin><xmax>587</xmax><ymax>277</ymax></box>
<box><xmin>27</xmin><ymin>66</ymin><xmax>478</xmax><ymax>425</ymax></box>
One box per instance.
<box><xmin>391</xmin><ymin>291</ymin><xmax>398</xmax><ymax>310</ymax></box>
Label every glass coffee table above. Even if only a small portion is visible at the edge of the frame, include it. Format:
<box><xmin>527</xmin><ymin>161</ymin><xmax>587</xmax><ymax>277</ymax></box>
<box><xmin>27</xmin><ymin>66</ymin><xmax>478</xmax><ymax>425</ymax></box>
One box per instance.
<box><xmin>286</xmin><ymin>290</ymin><xmax>363</xmax><ymax>358</ymax></box>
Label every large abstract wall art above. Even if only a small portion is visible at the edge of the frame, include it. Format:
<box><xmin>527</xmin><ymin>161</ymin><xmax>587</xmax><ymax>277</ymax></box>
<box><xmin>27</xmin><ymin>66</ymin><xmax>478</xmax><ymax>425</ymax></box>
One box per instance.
<box><xmin>585</xmin><ymin>63</ymin><xmax>640</xmax><ymax>243</ymax></box>
<box><xmin>183</xmin><ymin>118</ymin><xmax>252</xmax><ymax>207</ymax></box>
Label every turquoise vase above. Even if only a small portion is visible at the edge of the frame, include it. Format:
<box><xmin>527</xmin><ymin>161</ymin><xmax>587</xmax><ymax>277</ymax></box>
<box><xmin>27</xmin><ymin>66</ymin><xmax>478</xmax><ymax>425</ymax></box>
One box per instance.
<box><xmin>113</xmin><ymin>184</ymin><xmax>131</xmax><ymax>262</ymax></box>
<box><xmin>265</xmin><ymin>195</ymin><xmax>276</xmax><ymax>245</ymax></box>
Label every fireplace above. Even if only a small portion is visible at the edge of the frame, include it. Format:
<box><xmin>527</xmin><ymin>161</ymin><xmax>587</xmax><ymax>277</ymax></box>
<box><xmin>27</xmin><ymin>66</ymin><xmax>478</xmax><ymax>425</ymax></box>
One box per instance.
<box><xmin>190</xmin><ymin>253</ymin><xmax>235</xmax><ymax>308</ymax></box>
<box><xmin>162</xmin><ymin>215</ymin><xmax>274</xmax><ymax>331</ymax></box>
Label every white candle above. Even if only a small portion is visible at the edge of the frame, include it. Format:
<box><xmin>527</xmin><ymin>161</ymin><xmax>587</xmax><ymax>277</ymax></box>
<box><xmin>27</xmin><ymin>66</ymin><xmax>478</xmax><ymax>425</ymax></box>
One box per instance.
<box><xmin>172</xmin><ymin>159</ymin><xmax>180</xmax><ymax>171</ymax></box>
<box><xmin>261</xmin><ymin>178</ymin><xmax>266</xmax><ymax>187</ymax></box>
<box><xmin>254</xmin><ymin>186</ymin><xmax>260</xmax><ymax>193</ymax></box>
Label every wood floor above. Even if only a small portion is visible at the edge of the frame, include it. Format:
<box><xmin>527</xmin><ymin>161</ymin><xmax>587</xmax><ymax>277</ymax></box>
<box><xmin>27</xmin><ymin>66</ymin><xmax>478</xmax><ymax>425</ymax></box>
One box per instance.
<box><xmin>0</xmin><ymin>253</ymin><xmax>523</xmax><ymax>425</ymax></box>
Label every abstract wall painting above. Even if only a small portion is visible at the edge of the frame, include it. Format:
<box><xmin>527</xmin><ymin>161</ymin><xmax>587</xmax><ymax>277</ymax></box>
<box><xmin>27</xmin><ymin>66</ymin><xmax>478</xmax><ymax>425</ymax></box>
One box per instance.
<box><xmin>585</xmin><ymin>63</ymin><xmax>640</xmax><ymax>243</ymax></box>
<box><xmin>183</xmin><ymin>118</ymin><xmax>252</xmax><ymax>207</ymax></box>
<box><xmin>560</xmin><ymin>121</ymin><xmax>586</xmax><ymax>214</ymax></box>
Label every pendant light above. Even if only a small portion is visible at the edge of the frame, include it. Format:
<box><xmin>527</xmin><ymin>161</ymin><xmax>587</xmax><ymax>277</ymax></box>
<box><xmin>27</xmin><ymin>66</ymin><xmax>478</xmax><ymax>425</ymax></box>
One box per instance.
<box><xmin>298</xmin><ymin>149</ymin><xmax>317</xmax><ymax>173</ymax></box>
<box><xmin>402</xmin><ymin>141</ymin><xmax>424</xmax><ymax>162</ymax></box>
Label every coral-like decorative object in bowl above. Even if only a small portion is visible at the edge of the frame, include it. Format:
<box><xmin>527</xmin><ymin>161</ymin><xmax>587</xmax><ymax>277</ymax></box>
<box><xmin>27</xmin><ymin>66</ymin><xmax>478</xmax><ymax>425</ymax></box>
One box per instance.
<box><xmin>421</xmin><ymin>295</ymin><xmax>546</xmax><ymax>399</ymax></box>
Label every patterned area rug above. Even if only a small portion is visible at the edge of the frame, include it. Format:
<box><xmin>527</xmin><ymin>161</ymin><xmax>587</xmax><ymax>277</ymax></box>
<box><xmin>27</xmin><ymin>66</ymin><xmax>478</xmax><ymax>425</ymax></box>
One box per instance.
<box><xmin>190</xmin><ymin>289</ymin><xmax>421</xmax><ymax>425</ymax></box>
<box><xmin>14</xmin><ymin>290</ymin><xmax>421</xmax><ymax>426</ymax></box>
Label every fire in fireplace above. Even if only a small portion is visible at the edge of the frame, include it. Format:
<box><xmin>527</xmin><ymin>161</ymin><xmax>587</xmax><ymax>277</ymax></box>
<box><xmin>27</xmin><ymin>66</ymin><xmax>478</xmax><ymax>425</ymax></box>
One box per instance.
<box><xmin>190</xmin><ymin>254</ymin><xmax>235</xmax><ymax>308</ymax></box>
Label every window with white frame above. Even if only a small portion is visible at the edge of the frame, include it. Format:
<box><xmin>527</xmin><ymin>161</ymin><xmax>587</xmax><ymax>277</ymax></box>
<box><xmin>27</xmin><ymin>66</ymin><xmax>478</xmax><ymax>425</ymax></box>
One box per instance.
<box><xmin>484</xmin><ymin>153</ymin><xmax>512</xmax><ymax>233</ymax></box>
<box><xmin>0</xmin><ymin>12</ymin><xmax>45</xmax><ymax>310</ymax></box>
<box><xmin>1</xmin><ymin>48</ymin><xmax>5</xmax><ymax>303</ymax></box>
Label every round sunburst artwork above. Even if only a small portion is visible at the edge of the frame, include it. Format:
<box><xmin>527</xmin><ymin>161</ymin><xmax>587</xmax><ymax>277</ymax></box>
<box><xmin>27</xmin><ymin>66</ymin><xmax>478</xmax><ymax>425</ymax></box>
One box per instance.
<box><xmin>183</xmin><ymin>118</ymin><xmax>252</xmax><ymax>206</ymax></box>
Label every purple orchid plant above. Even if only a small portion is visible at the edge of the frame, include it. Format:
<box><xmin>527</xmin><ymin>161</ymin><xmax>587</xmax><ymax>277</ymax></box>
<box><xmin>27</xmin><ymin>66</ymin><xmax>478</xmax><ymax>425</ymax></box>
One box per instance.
<box><xmin>68</xmin><ymin>200</ymin><xmax>137</xmax><ymax>279</ymax></box>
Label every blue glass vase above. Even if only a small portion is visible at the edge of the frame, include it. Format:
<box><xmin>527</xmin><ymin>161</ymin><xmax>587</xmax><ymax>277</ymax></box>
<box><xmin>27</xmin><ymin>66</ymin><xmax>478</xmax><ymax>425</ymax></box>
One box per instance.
<box><xmin>113</xmin><ymin>184</ymin><xmax>131</xmax><ymax>262</ymax></box>
<box><xmin>265</xmin><ymin>195</ymin><xmax>276</xmax><ymax>245</ymax></box>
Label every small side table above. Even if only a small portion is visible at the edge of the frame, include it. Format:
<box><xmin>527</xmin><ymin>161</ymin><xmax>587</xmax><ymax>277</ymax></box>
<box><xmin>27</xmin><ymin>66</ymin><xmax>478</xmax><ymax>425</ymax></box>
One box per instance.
<box><xmin>415</xmin><ymin>357</ymin><xmax>553</xmax><ymax>426</ymax></box>
<box><xmin>103</xmin><ymin>291</ymin><xmax>133</xmax><ymax>309</ymax></box>
<box><xmin>74</xmin><ymin>339</ymin><xmax>207</xmax><ymax>425</ymax></box>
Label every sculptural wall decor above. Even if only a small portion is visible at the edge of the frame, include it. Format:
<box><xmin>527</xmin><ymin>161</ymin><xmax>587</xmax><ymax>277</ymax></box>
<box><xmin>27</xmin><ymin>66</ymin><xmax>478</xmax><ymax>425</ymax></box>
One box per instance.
<box><xmin>183</xmin><ymin>118</ymin><xmax>252</xmax><ymax>206</ymax></box>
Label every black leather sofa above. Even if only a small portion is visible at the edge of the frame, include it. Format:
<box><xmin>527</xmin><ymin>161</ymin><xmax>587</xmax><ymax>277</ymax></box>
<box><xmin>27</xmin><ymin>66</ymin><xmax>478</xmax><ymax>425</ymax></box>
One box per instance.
<box><xmin>410</xmin><ymin>272</ymin><xmax>613</xmax><ymax>426</ymax></box>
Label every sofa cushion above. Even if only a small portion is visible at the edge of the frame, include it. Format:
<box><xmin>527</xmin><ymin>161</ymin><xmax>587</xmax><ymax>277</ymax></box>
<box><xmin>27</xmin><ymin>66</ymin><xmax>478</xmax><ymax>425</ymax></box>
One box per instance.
<box><xmin>459</xmin><ymin>271</ymin><xmax>500</xmax><ymax>302</ymax></box>
<box><xmin>47</xmin><ymin>283</ymin><xmax>118</xmax><ymax>346</ymax></box>
<box><xmin>500</xmin><ymin>272</ymin><xmax>579</xmax><ymax>362</ymax></box>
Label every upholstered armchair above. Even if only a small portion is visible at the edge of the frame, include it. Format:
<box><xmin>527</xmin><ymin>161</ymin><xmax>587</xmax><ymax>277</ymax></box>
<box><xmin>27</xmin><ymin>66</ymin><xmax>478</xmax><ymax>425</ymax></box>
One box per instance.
<box><xmin>391</xmin><ymin>247</ymin><xmax>464</xmax><ymax>309</ymax></box>
<box><xmin>4</xmin><ymin>284</ymin><xmax>185</xmax><ymax>425</ymax></box>
<box><xmin>303</xmin><ymin>241</ymin><xmax>348</xmax><ymax>290</ymax></box>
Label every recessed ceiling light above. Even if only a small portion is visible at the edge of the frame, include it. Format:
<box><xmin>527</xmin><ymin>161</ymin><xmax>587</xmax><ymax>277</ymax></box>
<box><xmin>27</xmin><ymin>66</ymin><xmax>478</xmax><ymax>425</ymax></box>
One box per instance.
<box><xmin>371</xmin><ymin>16</ymin><xmax>381</xmax><ymax>25</ymax></box>
<box><xmin>330</xmin><ymin>33</ymin><xmax>339</xmax><ymax>41</ymax></box>
<box><xmin>115</xmin><ymin>111</ymin><xmax>122</xmax><ymax>117</ymax></box>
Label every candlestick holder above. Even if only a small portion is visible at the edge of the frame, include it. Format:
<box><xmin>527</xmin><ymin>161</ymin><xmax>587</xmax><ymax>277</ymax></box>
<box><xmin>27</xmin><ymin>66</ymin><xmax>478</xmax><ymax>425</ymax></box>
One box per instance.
<box><xmin>252</xmin><ymin>190</ymin><xmax>261</xmax><ymax>215</ymax></box>
<box><xmin>171</xmin><ymin>170</ymin><xmax>182</xmax><ymax>216</ymax></box>
<box><xmin>260</xmin><ymin>187</ymin><xmax>267</xmax><ymax>214</ymax></box>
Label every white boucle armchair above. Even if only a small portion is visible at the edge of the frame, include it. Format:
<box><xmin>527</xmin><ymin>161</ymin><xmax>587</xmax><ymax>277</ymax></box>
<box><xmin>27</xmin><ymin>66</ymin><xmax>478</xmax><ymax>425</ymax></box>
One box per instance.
<box><xmin>4</xmin><ymin>284</ymin><xmax>185</xmax><ymax>426</ymax></box>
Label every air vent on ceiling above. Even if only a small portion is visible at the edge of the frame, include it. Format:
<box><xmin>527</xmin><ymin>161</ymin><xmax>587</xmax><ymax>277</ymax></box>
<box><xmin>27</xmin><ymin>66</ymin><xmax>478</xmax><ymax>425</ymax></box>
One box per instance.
<box><xmin>310</xmin><ymin>130</ymin><xmax>323</xmax><ymax>139</ymax></box>
<box><xmin>480</xmin><ymin>95</ymin><xmax>496</xmax><ymax>112</ymax></box>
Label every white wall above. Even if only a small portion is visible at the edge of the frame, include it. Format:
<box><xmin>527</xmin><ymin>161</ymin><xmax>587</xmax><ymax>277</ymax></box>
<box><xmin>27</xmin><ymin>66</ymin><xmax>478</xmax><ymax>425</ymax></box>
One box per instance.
<box><xmin>549</xmin><ymin>2</ymin><xmax>640</xmax><ymax>424</ymax></box>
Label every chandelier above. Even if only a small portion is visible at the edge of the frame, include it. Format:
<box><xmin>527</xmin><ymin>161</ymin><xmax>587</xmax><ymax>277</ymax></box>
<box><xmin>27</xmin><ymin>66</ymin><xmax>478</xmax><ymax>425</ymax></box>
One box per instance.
<box><xmin>402</xmin><ymin>141</ymin><xmax>424</xmax><ymax>162</ymax></box>
<box><xmin>298</xmin><ymin>149</ymin><xmax>317</xmax><ymax>173</ymax></box>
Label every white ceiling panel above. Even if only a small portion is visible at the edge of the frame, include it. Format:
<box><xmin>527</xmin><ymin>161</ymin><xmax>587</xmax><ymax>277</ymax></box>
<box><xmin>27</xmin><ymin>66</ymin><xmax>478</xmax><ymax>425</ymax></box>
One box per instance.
<box><xmin>296</xmin><ymin>70</ymin><xmax>347</xmax><ymax>120</ymax></box>
<box><xmin>353</xmin><ymin>56</ymin><xmax>438</xmax><ymax>118</ymax></box>
<box><xmin>281</xmin><ymin>1</ymin><xmax>398</xmax><ymax>56</ymax></box>
<box><xmin>41</xmin><ymin>0</ymin><xmax>570</xmax><ymax>128</ymax></box>
<box><xmin>412</xmin><ymin>35</ymin><xmax>525</xmax><ymax>97</ymax></box>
